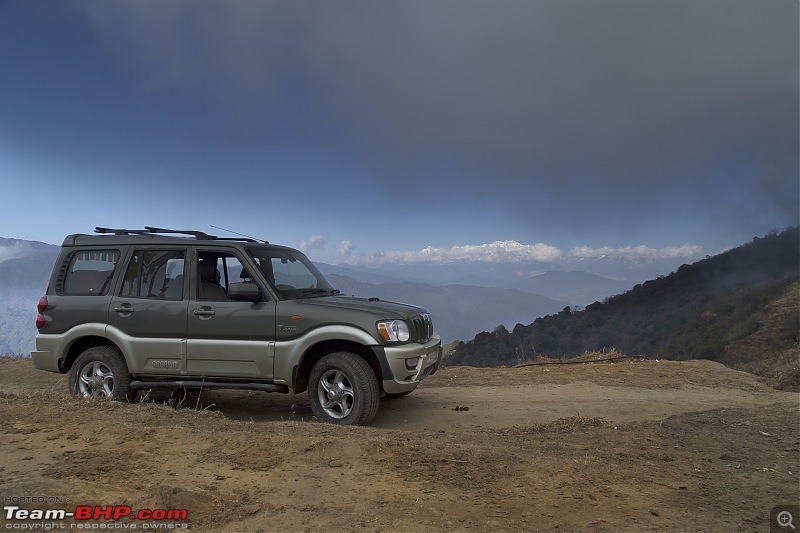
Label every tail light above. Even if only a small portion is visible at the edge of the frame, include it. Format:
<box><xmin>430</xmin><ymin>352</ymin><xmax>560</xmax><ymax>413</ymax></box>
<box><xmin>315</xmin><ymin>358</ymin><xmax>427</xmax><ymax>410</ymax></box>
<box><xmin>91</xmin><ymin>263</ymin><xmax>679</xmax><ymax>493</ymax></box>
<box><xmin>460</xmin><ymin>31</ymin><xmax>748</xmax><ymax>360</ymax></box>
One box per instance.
<box><xmin>36</xmin><ymin>296</ymin><xmax>48</xmax><ymax>329</ymax></box>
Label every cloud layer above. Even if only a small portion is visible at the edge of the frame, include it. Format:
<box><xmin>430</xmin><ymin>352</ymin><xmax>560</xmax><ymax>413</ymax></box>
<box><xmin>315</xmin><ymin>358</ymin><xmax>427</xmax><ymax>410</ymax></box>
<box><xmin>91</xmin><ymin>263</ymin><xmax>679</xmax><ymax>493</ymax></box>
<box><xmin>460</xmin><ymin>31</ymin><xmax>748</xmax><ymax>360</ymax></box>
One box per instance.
<box><xmin>343</xmin><ymin>240</ymin><xmax>704</xmax><ymax>266</ymax></box>
<box><xmin>0</xmin><ymin>1</ymin><xmax>782</xmax><ymax>253</ymax></box>
<box><xmin>66</xmin><ymin>0</ymin><xmax>798</xmax><ymax>245</ymax></box>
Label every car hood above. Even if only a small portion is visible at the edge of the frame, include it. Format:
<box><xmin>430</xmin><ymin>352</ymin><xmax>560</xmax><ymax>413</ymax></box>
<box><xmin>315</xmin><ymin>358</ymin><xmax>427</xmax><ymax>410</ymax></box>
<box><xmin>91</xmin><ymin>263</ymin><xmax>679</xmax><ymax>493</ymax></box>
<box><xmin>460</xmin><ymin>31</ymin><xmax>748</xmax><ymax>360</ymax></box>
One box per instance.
<box><xmin>294</xmin><ymin>295</ymin><xmax>427</xmax><ymax>320</ymax></box>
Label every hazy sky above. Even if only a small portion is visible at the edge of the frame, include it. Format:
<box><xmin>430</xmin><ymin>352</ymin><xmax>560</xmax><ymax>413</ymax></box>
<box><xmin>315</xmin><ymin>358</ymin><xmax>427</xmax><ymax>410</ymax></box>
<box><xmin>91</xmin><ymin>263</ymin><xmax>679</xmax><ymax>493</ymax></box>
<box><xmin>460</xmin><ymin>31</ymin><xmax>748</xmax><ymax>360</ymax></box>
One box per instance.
<box><xmin>0</xmin><ymin>1</ymin><xmax>797</xmax><ymax>266</ymax></box>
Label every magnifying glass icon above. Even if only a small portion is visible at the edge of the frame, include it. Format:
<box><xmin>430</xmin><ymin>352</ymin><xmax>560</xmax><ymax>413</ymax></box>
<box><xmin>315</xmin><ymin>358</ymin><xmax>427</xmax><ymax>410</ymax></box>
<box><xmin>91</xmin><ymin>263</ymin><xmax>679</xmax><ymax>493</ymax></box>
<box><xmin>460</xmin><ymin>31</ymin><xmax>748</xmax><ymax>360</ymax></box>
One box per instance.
<box><xmin>778</xmin><ymin>510</ymin><xmax>795</xmax><ymax>530</ymax></box>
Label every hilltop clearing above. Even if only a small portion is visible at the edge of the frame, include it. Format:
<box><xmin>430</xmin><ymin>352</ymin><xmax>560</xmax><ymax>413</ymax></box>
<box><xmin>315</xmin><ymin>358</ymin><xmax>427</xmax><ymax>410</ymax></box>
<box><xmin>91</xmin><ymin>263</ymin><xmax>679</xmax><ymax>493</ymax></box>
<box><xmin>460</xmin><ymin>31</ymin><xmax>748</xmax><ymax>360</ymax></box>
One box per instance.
<box><xmin>0</xmin><ymin>357</ymin><xmax>797</xmax><ymax>532</ymax></box>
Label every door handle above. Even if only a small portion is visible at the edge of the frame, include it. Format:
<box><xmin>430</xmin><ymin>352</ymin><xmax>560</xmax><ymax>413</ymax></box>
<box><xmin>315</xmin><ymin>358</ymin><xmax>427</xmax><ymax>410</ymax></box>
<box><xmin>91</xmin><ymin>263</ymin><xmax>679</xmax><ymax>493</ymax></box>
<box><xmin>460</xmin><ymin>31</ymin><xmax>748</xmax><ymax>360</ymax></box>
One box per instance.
<box><xmin>193</xmin><ymin>309</ymin><xmax>216</xmax><ymax>316</ymax></box>
<box><xmin>114</xmin><ymin>307</ymin><xmax>134</xmax><ymax>313</ymax></box>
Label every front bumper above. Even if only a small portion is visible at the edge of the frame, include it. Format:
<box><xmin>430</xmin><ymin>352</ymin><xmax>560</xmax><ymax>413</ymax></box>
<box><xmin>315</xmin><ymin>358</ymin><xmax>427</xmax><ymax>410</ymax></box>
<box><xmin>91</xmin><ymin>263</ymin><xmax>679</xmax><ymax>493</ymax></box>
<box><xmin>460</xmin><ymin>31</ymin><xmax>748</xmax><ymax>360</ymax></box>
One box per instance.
<box><xmin>376</xmin><ymin>335</ymin><xmax>442</xmax><ymax>394</ymax></box>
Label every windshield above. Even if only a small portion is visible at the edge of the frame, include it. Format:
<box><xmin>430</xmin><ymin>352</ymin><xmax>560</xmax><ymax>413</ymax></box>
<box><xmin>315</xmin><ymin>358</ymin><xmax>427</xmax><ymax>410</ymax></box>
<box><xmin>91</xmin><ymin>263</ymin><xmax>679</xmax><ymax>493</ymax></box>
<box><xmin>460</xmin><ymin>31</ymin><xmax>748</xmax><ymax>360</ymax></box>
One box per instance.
<box><xmin>246</xmin><ymin>247</ymin><xmax>337</xmax><ymax>299</ymax></box>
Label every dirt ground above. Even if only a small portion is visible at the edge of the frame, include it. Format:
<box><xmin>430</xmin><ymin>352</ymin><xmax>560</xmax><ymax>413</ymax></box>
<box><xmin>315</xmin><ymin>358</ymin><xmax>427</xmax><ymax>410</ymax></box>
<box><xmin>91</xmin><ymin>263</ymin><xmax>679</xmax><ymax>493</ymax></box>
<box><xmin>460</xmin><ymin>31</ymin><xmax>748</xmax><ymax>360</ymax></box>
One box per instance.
<box><xmin>0</xmin><ymin>356</ymin><xmax>797</xmax><ymax>532</ymax></box>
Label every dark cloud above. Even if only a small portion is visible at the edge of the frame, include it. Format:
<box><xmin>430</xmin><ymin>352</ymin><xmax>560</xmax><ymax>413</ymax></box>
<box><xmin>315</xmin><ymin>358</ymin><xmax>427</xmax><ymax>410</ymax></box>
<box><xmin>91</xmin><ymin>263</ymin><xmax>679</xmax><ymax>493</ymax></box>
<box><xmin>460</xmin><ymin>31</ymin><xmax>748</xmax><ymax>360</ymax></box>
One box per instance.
<box><xmin>301</xmin><ymin>1</ymin><xmax>798</xmax><ymax>240</ymax></box>
<box><xmin>65</xmin><ymin>0</ymin><xmax>800</xmax><ymax>243</ymax></box>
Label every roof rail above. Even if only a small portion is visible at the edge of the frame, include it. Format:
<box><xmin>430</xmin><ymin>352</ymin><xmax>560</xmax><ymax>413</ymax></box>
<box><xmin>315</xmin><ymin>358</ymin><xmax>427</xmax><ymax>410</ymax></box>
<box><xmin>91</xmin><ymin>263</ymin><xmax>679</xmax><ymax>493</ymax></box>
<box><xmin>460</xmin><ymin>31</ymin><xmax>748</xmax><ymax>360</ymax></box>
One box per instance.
<box><xmin>93</xmin><ymin>226</ymin><xmax>260</xmax><ymax>243</ymax></box>
<box><xmin>95</xmin><ymin>227</ymin><xmax>150</xmax><ymax>236</ymax></box>
<box><xmin>144</xmin><ymin>226</ymin><xmax>216</xmax><ymax>240</ymax></box>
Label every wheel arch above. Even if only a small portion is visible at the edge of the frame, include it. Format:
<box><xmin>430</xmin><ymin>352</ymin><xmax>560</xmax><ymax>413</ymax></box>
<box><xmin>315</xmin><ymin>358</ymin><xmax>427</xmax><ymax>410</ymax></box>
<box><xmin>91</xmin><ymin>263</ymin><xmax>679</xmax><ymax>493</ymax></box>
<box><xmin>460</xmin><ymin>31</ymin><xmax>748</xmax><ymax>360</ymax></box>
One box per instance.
<box><xmin>293</xmin><ymin>340</ymin><xmax>384</xmax><ymax>394</ymax></box>
<box><xmin>60</xmin><ymin>335</ymin><xmax>118</xmax><ymax>373</ymax></box>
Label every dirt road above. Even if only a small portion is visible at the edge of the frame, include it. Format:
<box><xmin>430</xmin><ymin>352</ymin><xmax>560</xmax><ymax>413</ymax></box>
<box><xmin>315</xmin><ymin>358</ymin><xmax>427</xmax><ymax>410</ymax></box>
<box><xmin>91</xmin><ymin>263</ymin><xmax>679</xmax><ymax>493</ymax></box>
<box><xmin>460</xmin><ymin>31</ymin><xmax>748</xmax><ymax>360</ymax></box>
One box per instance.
<box><xmin>1</xmin><ymin>357</ymin><xmax>797</xmax><ymax>532</ymax></box>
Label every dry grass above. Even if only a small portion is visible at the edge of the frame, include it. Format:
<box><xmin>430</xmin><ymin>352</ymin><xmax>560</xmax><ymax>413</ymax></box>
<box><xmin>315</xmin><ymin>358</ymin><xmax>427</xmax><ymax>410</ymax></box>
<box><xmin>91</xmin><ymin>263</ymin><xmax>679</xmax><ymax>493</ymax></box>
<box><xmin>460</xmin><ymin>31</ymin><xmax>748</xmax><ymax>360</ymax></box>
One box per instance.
<box><xmin>733</xmin><ymin>342</ymin><xmax>800</xmax><ymax>392</ymax></box>
<box><xmin>501</xmin><ymin>416</ymin><xmax>610</xmax><ymax>435</ymax></box>
<box><xmin>515</xmin><ymin>348</ymin><xmax>644</xmax><ymax>366</ymax></box>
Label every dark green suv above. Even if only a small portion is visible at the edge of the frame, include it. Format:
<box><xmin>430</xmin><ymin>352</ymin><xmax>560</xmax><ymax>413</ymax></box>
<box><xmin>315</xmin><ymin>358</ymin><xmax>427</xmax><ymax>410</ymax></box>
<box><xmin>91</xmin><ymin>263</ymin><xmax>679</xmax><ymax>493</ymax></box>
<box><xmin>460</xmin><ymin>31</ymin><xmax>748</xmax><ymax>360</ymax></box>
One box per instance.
<box><xmin>31</xmin><ymin>227</ymin><xmax>441</xmax><ymax>425</ymax></box>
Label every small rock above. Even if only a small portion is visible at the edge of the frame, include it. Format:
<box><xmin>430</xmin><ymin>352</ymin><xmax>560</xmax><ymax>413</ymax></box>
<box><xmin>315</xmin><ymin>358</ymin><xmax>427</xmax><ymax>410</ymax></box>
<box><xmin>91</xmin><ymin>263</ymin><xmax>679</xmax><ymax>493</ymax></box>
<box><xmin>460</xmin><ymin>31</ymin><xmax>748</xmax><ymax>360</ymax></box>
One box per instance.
<box><xmin>242</xmin><ymin>504</ymin><xmax>261</xmax><ymax>515</ymax></box>
<box><xmin>452</xmin><ymin>406</ymin><xmax>469</xmax><ymax>412</ymax></box>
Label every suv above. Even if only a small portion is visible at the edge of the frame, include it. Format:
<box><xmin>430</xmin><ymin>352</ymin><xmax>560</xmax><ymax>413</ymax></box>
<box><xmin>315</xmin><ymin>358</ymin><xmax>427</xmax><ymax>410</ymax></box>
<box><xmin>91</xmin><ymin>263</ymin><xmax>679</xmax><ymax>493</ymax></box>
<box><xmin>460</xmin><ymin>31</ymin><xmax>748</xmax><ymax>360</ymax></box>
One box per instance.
<box><xmin>31</xmin><ymin>227</ymin><xmax>441</xmax><ymax>425</ymax></box>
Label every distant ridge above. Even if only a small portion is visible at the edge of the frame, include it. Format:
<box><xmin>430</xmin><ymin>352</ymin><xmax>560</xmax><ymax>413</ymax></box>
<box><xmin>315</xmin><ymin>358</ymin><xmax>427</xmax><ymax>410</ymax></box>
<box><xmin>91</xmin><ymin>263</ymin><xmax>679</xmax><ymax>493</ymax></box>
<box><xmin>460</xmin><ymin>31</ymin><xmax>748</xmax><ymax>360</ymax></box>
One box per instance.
<box><xmin>316</xmin><ymin>262</ymin><xmax>405</xmax><ymax>285</ymax></box>
<box><xmin>446</xmin><ymin>228</ymin><xmax>799</xmax><ymax>389</ymax></box>
<box><xmin>327</xmin><ymin>274</ymin><xmax>566</xmax><ymax>343</ymax></box>
<box><xmin>508</xmin><ymin>270</ymin><xmax>634</xmax><ymax>305</ymax></box>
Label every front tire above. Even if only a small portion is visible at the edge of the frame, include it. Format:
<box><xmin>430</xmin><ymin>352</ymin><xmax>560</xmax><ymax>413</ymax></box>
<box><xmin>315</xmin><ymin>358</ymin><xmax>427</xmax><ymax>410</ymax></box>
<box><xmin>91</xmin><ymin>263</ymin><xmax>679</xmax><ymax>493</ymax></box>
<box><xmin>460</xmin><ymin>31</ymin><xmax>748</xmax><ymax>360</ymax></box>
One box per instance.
<box><xmin>68</xmin><ymin>345</ymin><xmax>135</xmax><ymax>402</ymax></box>
<box><xmin>308</xmin><ymin>352</ymin><xmax>379</xmax><ymax>425</ymax></box>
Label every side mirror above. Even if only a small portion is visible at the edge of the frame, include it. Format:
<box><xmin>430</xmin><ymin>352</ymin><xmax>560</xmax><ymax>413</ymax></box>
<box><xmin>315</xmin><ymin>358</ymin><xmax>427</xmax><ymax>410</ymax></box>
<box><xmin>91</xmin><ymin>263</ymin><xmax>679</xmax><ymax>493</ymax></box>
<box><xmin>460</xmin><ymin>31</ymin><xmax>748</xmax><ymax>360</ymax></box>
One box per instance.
<box><xmin>228</xmin><ymin>282</ymin><xmax>262</xmax><ymax>302</ymax></box>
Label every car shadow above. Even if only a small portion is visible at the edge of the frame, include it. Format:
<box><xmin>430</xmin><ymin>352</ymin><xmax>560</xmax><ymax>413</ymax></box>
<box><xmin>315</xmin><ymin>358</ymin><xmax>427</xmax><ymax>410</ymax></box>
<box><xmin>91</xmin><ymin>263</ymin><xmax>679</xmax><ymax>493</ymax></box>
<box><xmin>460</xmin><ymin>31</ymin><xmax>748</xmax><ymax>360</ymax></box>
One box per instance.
<box><xmin>136</xmin><ymin>387</ymin><xmax>445</xmax><ymax>430</ymax></box>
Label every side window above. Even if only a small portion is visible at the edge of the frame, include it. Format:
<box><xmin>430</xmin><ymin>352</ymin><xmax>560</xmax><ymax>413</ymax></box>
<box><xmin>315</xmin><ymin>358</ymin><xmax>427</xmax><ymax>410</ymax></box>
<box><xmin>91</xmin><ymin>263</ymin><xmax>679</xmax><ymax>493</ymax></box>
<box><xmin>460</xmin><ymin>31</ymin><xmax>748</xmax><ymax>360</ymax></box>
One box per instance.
<box><xmin>218</xmin><ymin>255</ymin><xmax>246</xmax><ymax>290</ymax></box>
<box><xmin>120</xmin><ymin>250</ymin><xmax>185</xmax><ymax>300</ymax></box>
<box><xmin>63</xmin><ymin>250</ymin><xmax>119</xmax><ymax>296</ymax></box>
<box><xmin>196</xmin><ymin>251</ymin><xmax>246</xmax><ymax>300</ymax></box>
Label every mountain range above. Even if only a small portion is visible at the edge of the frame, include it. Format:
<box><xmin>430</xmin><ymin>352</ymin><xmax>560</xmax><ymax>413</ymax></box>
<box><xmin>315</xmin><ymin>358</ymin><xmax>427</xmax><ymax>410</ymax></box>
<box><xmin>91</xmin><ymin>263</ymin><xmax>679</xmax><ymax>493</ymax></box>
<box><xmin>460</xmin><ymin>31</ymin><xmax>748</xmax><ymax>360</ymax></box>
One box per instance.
<box><xmin>316</xmin><ymin>263</ymin><xmax>636</xmax><ymax>306</ymax></box>
<box><xmin>323</xmin><ymin>245</ymin><xmax>705</xmax><ymax>290</ymax></box>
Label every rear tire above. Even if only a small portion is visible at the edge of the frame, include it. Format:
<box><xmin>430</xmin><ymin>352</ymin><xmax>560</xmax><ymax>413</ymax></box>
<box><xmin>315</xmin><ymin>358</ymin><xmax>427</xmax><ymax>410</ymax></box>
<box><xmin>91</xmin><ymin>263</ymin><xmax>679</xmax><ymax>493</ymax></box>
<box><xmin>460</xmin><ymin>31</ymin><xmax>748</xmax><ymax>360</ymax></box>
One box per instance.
<box><xmin>68</xmin><ymin>345</ymin><xmax>136</xmax><ymax>402</ymax></box>
<box><xmin>308</xmin><ymin>352</ymin><xmax>379</xmax><ymax>425</ymax></box>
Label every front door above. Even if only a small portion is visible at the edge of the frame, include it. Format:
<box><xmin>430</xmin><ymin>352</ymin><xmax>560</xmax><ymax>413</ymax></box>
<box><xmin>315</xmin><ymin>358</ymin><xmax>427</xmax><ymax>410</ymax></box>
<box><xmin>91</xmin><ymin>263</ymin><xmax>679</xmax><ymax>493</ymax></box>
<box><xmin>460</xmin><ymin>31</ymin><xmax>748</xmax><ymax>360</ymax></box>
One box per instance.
<box><xmin>186</xmin><ymin>248</ymin><xmax>276</xmax><ymax>379</ymax></box>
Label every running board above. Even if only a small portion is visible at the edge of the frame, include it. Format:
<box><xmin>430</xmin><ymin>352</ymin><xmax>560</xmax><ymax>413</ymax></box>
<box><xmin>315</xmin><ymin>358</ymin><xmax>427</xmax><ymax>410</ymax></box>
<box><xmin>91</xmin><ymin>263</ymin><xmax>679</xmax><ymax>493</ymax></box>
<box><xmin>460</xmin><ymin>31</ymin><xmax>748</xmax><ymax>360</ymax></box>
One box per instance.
<box><xmin>130</xmin><ymin>381</ymin><xmax>289</xmax><ymax>393</ymax></box>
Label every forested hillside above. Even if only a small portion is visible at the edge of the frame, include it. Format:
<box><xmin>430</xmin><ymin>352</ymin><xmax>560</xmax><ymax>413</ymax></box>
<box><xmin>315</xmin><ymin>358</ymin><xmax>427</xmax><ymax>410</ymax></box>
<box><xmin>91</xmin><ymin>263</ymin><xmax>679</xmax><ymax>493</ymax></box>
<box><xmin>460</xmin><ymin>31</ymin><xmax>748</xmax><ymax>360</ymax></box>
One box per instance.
<box><xmin>446</xmin><ymin>228</ymin><xmax>799</xmax><ymax>378</ymax></box>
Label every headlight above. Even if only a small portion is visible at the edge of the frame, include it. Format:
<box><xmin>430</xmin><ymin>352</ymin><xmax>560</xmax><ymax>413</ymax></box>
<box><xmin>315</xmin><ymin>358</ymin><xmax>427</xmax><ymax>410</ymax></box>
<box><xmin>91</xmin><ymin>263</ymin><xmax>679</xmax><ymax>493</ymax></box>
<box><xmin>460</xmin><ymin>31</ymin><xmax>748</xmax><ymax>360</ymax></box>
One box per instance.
<box><xmin>377</xmin><ymin>320</ymin><xmax>410</xmax><ymax>342</ymax></box>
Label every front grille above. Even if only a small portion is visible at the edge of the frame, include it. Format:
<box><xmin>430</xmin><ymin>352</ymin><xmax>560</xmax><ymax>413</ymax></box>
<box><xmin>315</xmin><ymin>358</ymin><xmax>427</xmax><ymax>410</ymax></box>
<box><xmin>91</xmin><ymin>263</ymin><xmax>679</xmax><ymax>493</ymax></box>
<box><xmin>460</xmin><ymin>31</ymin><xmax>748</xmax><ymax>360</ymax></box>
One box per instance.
<box><xmin>410</xmin><ymin>313</ymin><xmax>433</xmax><ymax>343</ymax></box>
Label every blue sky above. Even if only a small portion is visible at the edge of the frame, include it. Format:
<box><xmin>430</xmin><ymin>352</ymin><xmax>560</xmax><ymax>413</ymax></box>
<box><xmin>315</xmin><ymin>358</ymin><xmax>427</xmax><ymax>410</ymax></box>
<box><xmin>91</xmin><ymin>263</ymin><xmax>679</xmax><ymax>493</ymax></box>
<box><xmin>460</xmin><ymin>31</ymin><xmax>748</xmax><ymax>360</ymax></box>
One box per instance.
<box><xmin>0</xmin><ymin>1</ymin><xmax>797</xmax><ymax>268</ymax></box>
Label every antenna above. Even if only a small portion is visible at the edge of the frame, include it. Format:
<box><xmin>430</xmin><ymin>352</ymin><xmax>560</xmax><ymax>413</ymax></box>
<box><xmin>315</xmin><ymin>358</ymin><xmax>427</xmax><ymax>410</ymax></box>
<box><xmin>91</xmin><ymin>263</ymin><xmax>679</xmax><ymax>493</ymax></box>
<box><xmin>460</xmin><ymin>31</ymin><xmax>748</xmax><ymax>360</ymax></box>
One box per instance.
<box><xmin>210</xmin><ymin>225</ymin><xmax>269</xmax><ymax>244</ymax></box>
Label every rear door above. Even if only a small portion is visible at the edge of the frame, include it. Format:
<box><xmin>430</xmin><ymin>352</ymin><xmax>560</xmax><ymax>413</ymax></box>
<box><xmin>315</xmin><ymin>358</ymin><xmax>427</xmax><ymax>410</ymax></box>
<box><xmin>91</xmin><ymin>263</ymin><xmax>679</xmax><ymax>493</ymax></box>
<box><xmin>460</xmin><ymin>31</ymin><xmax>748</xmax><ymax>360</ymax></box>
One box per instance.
<box><xmin>107</xmin><ymin>247</ymin><xmax>189</xmax><ymax>375</ymax></box>
<box><xmin>186</xmin><ymin>248</ymin><xmax>276</xmax><ymax>379</ymax></box>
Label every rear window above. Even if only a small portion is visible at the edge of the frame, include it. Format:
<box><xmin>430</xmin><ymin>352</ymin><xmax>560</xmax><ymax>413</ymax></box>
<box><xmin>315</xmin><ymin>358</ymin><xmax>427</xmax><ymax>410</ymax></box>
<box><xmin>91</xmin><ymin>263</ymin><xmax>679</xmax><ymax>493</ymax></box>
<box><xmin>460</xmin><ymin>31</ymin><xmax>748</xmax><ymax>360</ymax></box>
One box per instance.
<box><xmin>63</xmin><ymin>250</ymin><xmax>119</xmax><ymax>296</ymax></box>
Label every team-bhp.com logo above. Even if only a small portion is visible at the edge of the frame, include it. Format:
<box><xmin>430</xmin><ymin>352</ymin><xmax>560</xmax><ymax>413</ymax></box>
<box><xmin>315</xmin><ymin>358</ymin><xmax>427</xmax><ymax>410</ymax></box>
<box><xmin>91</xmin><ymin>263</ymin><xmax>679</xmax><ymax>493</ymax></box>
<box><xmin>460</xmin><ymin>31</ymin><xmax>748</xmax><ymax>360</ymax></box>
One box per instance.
<box><xmin>4</xmin><ymin>505</ymin><xmax>188</xmax><ymax>528</ymax></box>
